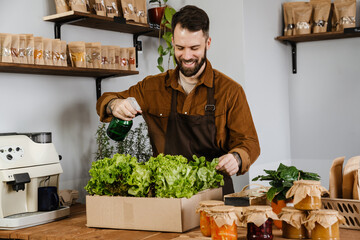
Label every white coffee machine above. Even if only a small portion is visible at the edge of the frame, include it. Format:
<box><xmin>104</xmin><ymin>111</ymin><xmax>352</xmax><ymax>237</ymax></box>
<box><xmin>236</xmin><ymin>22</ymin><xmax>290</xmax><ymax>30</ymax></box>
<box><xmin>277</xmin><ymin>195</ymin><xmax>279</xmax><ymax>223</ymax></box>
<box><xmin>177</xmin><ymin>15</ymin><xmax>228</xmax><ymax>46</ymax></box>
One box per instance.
<box><xmin>0</xmin><ymin>133</ymin><xmax>70</xmax><ymax>229</ymax></box>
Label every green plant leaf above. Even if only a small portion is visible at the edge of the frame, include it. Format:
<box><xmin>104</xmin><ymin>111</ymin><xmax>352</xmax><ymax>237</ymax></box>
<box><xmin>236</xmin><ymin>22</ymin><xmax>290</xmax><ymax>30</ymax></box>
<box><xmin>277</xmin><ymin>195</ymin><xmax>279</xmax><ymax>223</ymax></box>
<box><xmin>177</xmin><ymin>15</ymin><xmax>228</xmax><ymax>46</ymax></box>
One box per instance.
<box><xmin>162</xmin><ymin>31</ymin><xmax>172</xmax><ymax>43</ymax></box>
<box><xmin>157</xmin><ymin>56</ymin><xmax>163</xmax><ymax>66</ymax></box>
<box><xmin>157</xmin><ymin>65</ymin><xmax>164</xmax><ymax>72</ymax></box>
<box><xmin>157</xmin><ymin>45</ymin><xmax>164</xmax><ymax>55</ymax></box>
<box><xmin>164</xmin><ymin>7</ymin><xmax>176</xmax><ymax>24</ymax></box>
<box><xmin>266</xmin><ymin>187</ymin><xmax>277</xmax><ymax>201</ymax></box>
<box><xmin>165</xmin><ymin>23</ymin><xmax>172</xmax><ymax>30</ymax></box>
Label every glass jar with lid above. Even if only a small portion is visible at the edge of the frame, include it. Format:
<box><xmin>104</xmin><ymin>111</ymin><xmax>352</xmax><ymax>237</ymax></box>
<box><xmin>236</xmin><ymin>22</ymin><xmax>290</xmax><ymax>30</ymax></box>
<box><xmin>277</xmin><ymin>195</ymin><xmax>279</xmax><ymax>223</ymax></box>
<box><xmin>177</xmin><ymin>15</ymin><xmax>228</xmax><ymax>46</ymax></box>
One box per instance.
<box><xmin>196</xmin><ymin>200</ymin><xmax>224</xmax><ymax>237</ymax></box>
<box><xmin>208</xmin><ymin>205</ymin><xmax>239</xmax><ymax>240</ymax></box>
<box><xmin>245</xmin><ymin>205</ymin><xmax>279</xmax><ymax>240</ymax></box>
<box><xmin>306</xmin><ymin>209</ymin><xmax>345</xmax><ymax>240</ymax></box>
<box><xmin>279</xmin><ymin>207</ymin><xmax>308</xmax><ymax>239</ymax></box>
<box><xmin>286</xmin><ymin>180</ymin><xmax>328</xmax><ymax>210</ymax></box>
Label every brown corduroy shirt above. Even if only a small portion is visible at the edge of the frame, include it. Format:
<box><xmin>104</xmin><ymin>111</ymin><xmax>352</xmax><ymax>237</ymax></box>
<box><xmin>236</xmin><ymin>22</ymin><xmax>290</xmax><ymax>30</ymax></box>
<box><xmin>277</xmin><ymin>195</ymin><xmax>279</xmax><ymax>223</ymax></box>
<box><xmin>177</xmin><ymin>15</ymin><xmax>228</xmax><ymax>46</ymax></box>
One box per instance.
<box><xmin>96</xmin><ymin>60</ymin><xmax>260</xmax><ymax>174</ymax></box>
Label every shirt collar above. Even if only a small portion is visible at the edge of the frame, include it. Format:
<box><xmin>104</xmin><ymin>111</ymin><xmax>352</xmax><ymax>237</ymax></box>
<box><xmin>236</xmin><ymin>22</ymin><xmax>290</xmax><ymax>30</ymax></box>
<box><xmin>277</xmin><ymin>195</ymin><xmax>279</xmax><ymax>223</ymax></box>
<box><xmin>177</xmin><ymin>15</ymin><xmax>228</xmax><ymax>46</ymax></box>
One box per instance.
<box><xmin>165</xmin><ymin>59</ymin><xmax>214</xmax><ymax>89</ymax></box>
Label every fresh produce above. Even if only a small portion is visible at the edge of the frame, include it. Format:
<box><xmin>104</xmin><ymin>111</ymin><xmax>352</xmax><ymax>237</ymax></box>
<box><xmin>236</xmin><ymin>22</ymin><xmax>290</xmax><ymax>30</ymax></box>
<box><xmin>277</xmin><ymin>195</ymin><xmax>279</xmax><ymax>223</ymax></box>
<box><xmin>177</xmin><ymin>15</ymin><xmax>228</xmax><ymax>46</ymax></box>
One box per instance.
<box><xmin>252</xmin><ymin>163</ymin><xmax>321</xmax><ymax>202</ymax></box>
<box><xmin>85</xmin><ymin>153</ymin><xmax>224</xmax><ymax>198</ymax></box>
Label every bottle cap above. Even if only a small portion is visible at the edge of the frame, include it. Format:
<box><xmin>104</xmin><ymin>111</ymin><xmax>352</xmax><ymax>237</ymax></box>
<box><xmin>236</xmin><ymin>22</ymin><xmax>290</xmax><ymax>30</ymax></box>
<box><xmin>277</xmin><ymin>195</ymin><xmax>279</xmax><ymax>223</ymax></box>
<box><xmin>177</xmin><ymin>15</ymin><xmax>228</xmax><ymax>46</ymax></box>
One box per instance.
<box><xmin>127</xmin><ymin>97</ymin><xmax>141</xmax><ymax>111</ymax></box>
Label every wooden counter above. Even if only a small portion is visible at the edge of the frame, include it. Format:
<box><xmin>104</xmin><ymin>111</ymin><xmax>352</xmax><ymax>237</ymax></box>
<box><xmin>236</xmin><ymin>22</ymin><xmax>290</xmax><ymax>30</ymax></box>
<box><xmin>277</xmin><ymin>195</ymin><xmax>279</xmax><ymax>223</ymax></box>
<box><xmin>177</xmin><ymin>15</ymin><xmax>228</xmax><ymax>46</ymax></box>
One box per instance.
<box><xmin>0</xmin><ymin>204</ymin><xmax>359</xmax><ymax>239</ymax></box>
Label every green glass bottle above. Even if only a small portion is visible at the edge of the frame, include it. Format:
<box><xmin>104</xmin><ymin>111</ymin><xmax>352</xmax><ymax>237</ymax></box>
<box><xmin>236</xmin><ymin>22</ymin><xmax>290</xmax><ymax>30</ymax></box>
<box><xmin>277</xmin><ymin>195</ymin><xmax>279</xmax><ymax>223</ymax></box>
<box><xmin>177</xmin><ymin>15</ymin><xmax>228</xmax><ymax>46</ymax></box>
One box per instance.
<box><xmin>106</xmin><ymin>97</ymin><xmax>141</xmax><ymax>141</ymax></box>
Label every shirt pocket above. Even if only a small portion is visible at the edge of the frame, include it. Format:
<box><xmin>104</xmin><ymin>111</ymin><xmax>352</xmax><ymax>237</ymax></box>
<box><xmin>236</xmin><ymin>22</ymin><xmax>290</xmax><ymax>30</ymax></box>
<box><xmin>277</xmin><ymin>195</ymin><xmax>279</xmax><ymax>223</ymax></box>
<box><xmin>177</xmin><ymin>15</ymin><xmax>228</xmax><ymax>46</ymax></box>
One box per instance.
<box><xmin>148</xmin><ymin>107</ymin><xmax>170</xmax><ymax>118</ymax></box>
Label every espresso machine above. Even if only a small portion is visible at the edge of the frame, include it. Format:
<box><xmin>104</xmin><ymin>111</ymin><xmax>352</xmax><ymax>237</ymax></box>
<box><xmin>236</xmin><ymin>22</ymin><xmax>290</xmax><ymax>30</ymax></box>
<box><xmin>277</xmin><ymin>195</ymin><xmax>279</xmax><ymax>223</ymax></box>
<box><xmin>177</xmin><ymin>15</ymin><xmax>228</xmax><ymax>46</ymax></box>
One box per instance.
<box><xmin>0</xmin><ymin>132</ymin><xmax>70</xmax><ymax>229</ymax></box>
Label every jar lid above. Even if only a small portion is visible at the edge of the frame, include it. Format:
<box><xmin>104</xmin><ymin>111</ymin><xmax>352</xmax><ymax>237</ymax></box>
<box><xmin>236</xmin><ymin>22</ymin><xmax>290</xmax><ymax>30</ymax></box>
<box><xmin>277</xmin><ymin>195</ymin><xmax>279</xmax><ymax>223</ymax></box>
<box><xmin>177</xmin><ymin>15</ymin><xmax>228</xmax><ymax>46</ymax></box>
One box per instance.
<box><xmin>281</xmin><ymin>207</ymin><xmax>305</xmax><ymax>214</ymax></box>
<box><xmin>309</xmin><ymin>209</ymin><xmax>338</xmax><ymax>216</ymax></box>
<box><xmin>199</xmin><ymin>200</ymin><xmax>224</xmax><ymax>207</ymax></box>
<box><xmin>293</xmin><ymin>180</ymin><xmax>321</xmax><ymax>185</ymax></box>
<box><xmin>210</xmin><ymin>205</ymin><xmax>235</xmax><ymax>213</ymax></box>
<box><xmin>247</xmin><ymin>205</ymin><xmax>273</xmax><ymax>213</ymax></box>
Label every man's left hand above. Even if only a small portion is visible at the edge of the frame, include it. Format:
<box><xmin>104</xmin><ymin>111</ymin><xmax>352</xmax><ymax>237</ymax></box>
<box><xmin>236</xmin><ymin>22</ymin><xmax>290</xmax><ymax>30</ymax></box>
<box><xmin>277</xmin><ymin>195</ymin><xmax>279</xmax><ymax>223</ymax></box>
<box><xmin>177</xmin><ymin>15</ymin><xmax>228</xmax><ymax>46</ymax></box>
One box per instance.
<box><xmin>216</xmin><ymin>154</ymin><xmax>239</xmax><ymax>176</ymax></box>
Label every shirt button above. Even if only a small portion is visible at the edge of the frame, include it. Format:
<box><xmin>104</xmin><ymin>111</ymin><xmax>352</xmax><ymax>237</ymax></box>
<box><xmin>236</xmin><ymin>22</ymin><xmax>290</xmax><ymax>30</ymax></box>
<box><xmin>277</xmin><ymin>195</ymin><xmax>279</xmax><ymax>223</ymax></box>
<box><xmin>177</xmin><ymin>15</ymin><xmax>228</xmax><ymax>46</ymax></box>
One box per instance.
<box><xmin>160</xmin><ymin>113</ymin><xmax>163</xmax><ymax>116</ymax></box>
<box><xmin>184</xmin><ymin>112</ymin><xmax>187</xmax><ymax>114</ymax></box>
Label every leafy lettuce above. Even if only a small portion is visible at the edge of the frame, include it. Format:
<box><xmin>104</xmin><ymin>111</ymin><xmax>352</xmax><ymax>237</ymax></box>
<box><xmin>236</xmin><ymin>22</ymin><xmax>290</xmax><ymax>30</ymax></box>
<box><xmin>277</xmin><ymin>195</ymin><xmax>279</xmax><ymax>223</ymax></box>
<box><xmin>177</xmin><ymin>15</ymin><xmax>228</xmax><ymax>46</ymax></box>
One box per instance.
<box><xmin>85</xmin><ymin>153</ymin><xmax>224</xmax><ymax>198</ymax></box>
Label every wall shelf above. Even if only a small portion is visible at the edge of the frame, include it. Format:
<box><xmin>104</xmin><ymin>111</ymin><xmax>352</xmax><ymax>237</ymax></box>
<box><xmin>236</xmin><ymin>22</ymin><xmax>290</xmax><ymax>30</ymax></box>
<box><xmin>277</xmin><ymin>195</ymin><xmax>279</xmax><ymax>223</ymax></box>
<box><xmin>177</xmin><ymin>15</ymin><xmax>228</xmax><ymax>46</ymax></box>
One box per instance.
<box><xmin>0</xmin><ymin>62</ymin><xmax>139</xmax><ymax>99</ymax></box>
<box><xmin>275</xmin><ymin>28</ymin><xmax>360</xmax><ymax>73</ymax></box>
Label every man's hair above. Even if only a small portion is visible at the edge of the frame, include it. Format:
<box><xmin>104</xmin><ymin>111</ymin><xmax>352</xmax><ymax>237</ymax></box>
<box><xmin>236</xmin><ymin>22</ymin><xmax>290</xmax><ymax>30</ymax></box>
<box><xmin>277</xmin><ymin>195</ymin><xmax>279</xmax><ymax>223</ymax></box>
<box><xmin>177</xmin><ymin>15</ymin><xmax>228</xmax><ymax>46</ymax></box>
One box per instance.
<box><xmin>171</xmin><ymin>5</ymin><xmax>209</xmax><ymax>38</ymax></box>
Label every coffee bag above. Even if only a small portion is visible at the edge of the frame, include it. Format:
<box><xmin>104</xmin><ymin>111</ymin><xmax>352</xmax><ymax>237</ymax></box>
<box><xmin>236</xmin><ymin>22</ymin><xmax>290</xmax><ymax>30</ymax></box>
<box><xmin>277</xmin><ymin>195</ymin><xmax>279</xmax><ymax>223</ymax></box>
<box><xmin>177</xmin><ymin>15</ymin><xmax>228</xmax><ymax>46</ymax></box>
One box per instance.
<box><xmin>68</xmin><ymin>41</ymin><xmax>86</xmax><ymax>68</ymax></box>
<box><xmin>311</xmin><ymin>0</ymin><xmax>331</xmax><ymax>33</ymax></box>
<box><xmin>121</xmin><ymin>0</ymin><xmax>136</xmax><ymax>21</ymax></box>
<box><xmin>11</xmin><ymin>34</ymin><xmax>20</xmax><ymax>64</ymax></box>
<box><xmin>34</xmin><ymin>37</ymin><xmax>44</xmax><ymax>65</ymax></box>
<box><xmin>60</xmin><ymin>40</ymin><xmax>68</xmax><ymax>67</ymax></box>
<box><xmin>0</xmin><ymin>34</ymin><xmax>12</xmax><ymax>63</ymax></box>
<box><xmin>292</xmin><ymin>2</ymin><xmax>312</xmax><ymax>35</ymax></box>
<box><xmin>43</xmin><ymin>38</ymin><xmax>53</xmax><ymax>66</ymax></box>
<box><xmin>128</xmin><ymin>47</ymin><xmax>136</xmax><ymax>71</ymax></box>
<box><xmin>105</xmin><ymin>0</ymin><xmax>119</xmax><ymax>18</ymax></box>
<box><xmin>55</xmin><ymin>0</ymin><xmax>70</xmax><ymax>14</ymax></box>
<box><xmin>69</xmin><ymin>0</ymin><xmax>89</xmax><ymax>13</ymax></box>
<box><xmin>334</xmin><ymin>0</ymin><xmax>356</xmax><ymax>31</ymax></box>
<box><xmin>26</xmin><ymin>34</ymin><xmax>34</xmax><ymax>64</ymax></box>
<box><xmin>94</xmin><ymin>0</ymin><xmax>106</xmax><ymax>16</ymax></box>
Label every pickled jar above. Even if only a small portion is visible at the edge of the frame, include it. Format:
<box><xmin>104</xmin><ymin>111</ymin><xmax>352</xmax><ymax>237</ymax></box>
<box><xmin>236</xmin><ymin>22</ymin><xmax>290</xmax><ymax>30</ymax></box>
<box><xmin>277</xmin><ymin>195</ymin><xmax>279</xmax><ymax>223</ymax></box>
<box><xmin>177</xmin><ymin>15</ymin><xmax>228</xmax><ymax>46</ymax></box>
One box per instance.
<box><xmin>244</xmin><ymin>205</ymin><xmax>278</xmax><ymax>240</ymax></box>
<box><xmin>279</xmin><ymin>207</ymin><xmax>308</xmax><ymax>239</ymax></box>
<box><xmin>197</xmin><ymin>200</ymin><xmax>224</xmax><ymax>237</ymax></box>
<box><xmin>285</xmin><ymin>180</ymin><xmax>328</xmax><ymax>210</ymax></box>
<box><xmin>306</xmin><ymin>209</ymin><xmax>345</xmax><ymax>240</ymax></box>
<box><xmin>208</xmin><ymin>205</ymin><xmax>238</xmax><ymax>240</ymax></box>
<box><xmin>247</xmin><ymin>219</ymin><xmax>273</xmax><ymax>240</ymax></box>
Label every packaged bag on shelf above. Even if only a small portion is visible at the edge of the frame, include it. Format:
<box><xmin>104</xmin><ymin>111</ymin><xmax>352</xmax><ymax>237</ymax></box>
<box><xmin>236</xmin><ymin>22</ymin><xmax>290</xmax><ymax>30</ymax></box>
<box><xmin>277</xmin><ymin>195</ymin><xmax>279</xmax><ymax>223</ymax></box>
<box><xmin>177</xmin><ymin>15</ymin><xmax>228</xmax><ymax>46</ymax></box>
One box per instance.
<box><xmin>43</xmin><ymin>38</ymin><xmax>53</xmax><ymax>66</ymax></box>
<box><xmin>310</xmin><ymin>0</ymin><xmax>331</xmax><ymax>33</ymax></box>
<box><xmin>34</xmin><ymin>36</ymin><xmax>44</xmax><ymax>65</ymax></box>
<box><xmin>329</xmin><ymin>156</ymin><xmax>345</xmax><ymax>198</ymax></box>
<box><xmin>69</xmin><ymin>0</ymin><xmax>90</xmax><ymax>13</ymax></box>
<box><xmin>68</xmin><ymin>41</ymin><xmax>86</xmax><ymax>68</ymax></box>
<box><xmin>115</xmin><ymin>46</ymin><xmax>120</xmax><ymax>69</ymax></box>
<box><xmin>134</xmin><ymin>0</ymin><xmax>147</xmax><ymax>23</ymax></box>
<box><xmin>25</xmin><ymin>34</ymin><xmax>34</xmax><ymax>64</ymax></box>
<box><xmin>353</xmin><ymin>169</ymin><xmax>360</xmax><ymax>200</ymax></box>
<box><xmin>121</xmin><ymin>0</ymin><xmax>136</xmax><ymax>21</ymax></box>
<box><xmin>55</xmin><ymin>0</ymin><xmax>70</xmax><ymax>14</ymax></box>
<box><xmin>292</xmin><ymin>2</ymin><xmax>312</xmax><ymax>35</ymax></box>
<box><xmin>0</xmin><ymin>33</ymin><xmax>13</xmax><ymax>63</ymax></box>
<box><xmin>120</xmin><ymin>47</ymin><xmax>128</xmax><ymax>70</ymax></box>
<box><xmin>334</xmin><ymin>0</ymin><xmax>356</xmax><ymax>31</ymax></box>
<box><xmin>342</xmin><ymin>156</ymin><xmax>360</xmax><ymax>199</ymax></box>
<box><xmin>52</xmin><ymin>39</ymin><xmax>61</xmax><ymax>66</ymax></box>
<box><xmin>283</xmin><ymin>2</ymin><xmax>297</xmax><ymax>36</ymax></box>
<box><xmin>85</xmin><ymin>42</ymin><xmax>93</xmax><ymax>68</ymax></box>
<box><xmin>105</xmin><ymin>0</ymin><xmax>119</xmax><ymax>18</ymax></box>
<box><xmin>18</xmin><ymin>35</ymin><xmax>27</xmax><ymax>64</ymax></box>
<box><xmin>11</xmin><ymin>34</ymin><xmax>20</xmax><ymax>64</ymax></box>
<box><xmin>101</xmin><ymin>45</ymin><xmax>109</xmax><ymax>69</ymax></box>
<box><xmin>60</xmin><ymin>40</ymin><xmax>68</xmax><ymax>66</ymax></box>
<box><xmin>93</xmin><ymin>0</ymin><xmax>106</xmax><ymax>16</ymax></box>
<box><xmin>107</xmin><ymin>45</ymin><xmax>116</xmax><ymax>69</ymax></box>
<box><xmin>128</xmin><ymin>47</ymin><xmax>136</xmax><ymax>71</ymax></box>
<box><xmin>91</xmin><ymin>42</ymin><xmax>101</xmax><ymax>68</ymax></box>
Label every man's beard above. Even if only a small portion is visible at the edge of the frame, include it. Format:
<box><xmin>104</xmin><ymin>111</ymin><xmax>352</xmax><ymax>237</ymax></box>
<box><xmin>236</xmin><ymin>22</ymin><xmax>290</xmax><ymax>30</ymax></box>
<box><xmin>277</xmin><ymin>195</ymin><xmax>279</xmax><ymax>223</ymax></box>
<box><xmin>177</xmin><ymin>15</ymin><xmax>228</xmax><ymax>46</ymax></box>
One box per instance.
<box><xmin>175</xmin><ymin>49</ymin><xmax>207</xmax><ymax>77</ymax></box>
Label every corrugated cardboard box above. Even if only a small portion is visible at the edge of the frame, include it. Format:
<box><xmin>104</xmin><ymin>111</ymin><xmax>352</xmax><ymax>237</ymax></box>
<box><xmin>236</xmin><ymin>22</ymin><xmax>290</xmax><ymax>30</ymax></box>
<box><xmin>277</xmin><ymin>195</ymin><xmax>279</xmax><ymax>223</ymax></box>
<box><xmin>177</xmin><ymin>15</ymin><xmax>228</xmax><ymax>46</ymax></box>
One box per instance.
<box><xmin>86</xmin><ymin>188</ymin><xmax>222</xmax><ymax>232</ymax></box>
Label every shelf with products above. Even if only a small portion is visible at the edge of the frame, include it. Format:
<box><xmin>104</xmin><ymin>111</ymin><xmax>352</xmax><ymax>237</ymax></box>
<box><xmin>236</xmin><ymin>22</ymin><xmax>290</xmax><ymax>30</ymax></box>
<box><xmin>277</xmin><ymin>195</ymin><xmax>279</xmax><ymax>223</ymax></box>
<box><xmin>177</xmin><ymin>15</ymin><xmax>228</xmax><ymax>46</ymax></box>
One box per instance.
<box><xmin>0</xmin><ymin>62</ymin><xmax>139</xmax><ymax>99</ymax></box>
<box><xmin>275</xmin><ymin>28</ymin><xmax>360</xmax><ymax>74</ymax></box>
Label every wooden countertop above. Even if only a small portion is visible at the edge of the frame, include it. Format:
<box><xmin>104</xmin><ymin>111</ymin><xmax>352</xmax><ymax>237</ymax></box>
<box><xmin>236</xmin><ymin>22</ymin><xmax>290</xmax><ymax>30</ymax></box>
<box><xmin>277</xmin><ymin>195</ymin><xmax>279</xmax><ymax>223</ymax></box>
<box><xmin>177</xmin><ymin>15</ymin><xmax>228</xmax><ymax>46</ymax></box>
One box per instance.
<box><xmin>0</xmin><ymin>204</ymin><xmax>359</xmax><ymax>239</ymax></box>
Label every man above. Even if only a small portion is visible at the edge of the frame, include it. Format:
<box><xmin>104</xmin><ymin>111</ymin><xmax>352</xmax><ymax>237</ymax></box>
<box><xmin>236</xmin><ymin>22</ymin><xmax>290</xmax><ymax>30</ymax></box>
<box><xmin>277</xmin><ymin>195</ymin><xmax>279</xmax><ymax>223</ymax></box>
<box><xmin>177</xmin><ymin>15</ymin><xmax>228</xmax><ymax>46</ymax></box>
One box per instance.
<box><xmin>96</xmin><ymin>5</ymin><xmax>260</xmax><ymax>195</ymax></box>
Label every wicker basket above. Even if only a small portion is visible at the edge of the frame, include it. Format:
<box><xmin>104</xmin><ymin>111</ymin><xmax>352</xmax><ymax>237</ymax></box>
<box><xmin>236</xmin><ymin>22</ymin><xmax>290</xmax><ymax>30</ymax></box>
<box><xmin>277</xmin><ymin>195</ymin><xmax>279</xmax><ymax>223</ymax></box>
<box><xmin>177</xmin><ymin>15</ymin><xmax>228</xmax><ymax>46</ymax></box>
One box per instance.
<box><xmin>322</xmin><ymin>197</ymin><xmax>360</xmax><ymax>230</ymax></box>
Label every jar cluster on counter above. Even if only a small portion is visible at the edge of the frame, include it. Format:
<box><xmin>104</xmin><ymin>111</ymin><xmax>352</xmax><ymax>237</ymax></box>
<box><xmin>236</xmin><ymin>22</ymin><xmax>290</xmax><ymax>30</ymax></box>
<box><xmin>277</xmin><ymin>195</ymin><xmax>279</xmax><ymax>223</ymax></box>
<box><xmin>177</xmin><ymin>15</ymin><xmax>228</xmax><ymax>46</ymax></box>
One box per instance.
<box><xmin>197</xmin><ymin>180</ymin><xmax>346</xmax><ymax>240</ymax></box>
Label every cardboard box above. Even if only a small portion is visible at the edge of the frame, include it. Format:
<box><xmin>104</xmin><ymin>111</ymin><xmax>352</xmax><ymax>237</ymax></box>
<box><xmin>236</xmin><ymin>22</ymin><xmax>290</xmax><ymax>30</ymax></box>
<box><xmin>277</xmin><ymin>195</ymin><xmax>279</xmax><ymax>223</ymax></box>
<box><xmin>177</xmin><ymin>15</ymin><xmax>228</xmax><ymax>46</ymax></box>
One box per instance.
<box><xmin>86</xmin><ymin>188</ymin><xmax>222</xmax><ymax>232</ymax></box>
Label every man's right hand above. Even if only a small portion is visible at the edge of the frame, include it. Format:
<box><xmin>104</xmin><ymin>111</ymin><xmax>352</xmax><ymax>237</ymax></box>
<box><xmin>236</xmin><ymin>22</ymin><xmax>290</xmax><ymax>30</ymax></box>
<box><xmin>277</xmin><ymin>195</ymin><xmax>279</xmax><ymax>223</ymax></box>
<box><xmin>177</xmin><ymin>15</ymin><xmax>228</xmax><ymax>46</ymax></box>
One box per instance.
<box><xmin>106</xmin><ymin>98</ymin><xmax>142</xmax><ymax>121</ymax></box>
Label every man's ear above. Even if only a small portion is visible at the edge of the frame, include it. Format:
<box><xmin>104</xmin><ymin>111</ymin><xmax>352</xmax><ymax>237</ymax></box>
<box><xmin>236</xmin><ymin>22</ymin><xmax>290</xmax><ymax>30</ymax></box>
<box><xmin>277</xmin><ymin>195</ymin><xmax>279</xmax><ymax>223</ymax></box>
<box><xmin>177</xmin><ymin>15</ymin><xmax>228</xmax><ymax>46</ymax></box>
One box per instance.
<box><xmin>206</xmin><ymin>37</ymin><xmax>211</xmax><ymax>50</ymax></box>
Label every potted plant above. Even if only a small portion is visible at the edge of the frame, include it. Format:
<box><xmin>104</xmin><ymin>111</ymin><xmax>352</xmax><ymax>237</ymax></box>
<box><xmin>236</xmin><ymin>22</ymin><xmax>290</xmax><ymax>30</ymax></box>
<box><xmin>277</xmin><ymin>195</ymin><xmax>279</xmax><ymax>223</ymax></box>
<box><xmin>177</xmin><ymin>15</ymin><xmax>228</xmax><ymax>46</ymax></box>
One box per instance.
<box><xmin>252</xmin><ymin>163</ymin><xmax>320</xmax><ymax>229</ymax></box>
<box><xmin>148</xmin><ymin>0</ymin><xmax>167</xmax><ymax>27</ymax></box>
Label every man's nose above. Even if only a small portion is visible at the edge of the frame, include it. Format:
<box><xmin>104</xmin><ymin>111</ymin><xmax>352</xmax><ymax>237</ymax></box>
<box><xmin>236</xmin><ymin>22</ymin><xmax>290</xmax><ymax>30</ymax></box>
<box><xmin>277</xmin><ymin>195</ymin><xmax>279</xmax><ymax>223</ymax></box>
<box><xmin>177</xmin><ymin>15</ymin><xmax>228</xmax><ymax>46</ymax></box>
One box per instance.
<box><xmin>183</xmin><ymin>48</ymin><xmax>193</xmax><ymax>60</ymax></box>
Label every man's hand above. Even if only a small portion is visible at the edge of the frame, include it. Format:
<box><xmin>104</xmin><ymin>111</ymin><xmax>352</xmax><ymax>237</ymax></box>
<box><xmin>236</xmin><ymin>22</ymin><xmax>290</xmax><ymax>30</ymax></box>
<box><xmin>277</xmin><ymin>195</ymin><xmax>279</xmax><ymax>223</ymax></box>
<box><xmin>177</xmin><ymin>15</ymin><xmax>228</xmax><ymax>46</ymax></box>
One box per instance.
<box><xmin>106</xmin><ymin>98</ymin><xmax>142</xmax><ymax>121</ymax></box>
<box><xmin>216</xmin><ymin>153</ymin><xmax>239</xmax><ymax>176</ymax></box>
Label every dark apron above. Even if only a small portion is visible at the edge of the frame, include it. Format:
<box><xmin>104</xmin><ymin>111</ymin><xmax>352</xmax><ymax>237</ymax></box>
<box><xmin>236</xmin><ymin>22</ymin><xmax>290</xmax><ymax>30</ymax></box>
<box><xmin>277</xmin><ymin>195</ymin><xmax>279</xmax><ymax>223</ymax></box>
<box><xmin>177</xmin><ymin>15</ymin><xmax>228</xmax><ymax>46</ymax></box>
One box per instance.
<box><xmin>164</xmin><ymin>75</ymin><xmax>234</xmax><ymax>195</ymax></box>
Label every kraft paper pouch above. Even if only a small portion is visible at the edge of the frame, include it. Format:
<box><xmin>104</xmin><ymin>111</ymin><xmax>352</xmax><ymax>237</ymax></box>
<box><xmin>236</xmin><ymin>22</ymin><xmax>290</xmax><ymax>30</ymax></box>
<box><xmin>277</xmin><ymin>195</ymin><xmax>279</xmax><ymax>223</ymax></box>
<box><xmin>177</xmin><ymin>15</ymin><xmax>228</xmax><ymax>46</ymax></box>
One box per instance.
<box><xmin>283</xmin><ymin>2</ymin><xmax>297</xmax><ymax>36</ymax></box>
<box><xmin>55</xmin><ymin>0</ymin><xmax>70</xmax><ymax>14</ymax></box>
<box><xmin>115</xmin><ymin>46</ymin><xmax>120</xmax><ymax>69</ymax></box>
<box><xmin>69</xmin><ymin>0</ymin><xmax>89</xmax><ymax>13</ymax></box>
<box><xmin>329</xmin><ymin>156</ymin><xmax>345</xmax><ymax>198</ymax></box>
<box><xmin>25</xmin><ymin>34</ymin><xmax>34</xmax><ymax>64</ymax></box>
<box><xmin>121</xmin><ymin>0</ymin><xmax>136</xmax><ymax>21</ymax></box>
<box><xmin>52</xmin><ymin>39</ymin><xmax>61</xmax><ymax>66</ymax></box>
<box><xmin>94</xmin><ymin>0</ymin><xmax>106</xmax><ymax>16</ymax></box>
<box><xmin>43</xmin><ymin>38</ymin><xmax>53</xmax><ymax>66</ymax></box>
<box><xmin>0</xmin><ymin>33</ymin><xmax>12</xmax><ymax>63</ymax></box>
<box><xmin>11</xmin><ymin>34</ymin><xmax>20</xmax><ymax>63</ymax></box>
<box><xmin>34</xmin><ymin>37</ymin><xmax>44</xmax><ymax>65</ymax></box>
<box><xmin>134</xmin><ymin>0</ymin><xmax>147</xmax><ymax>23</ymax></box>
<box><xmin>68</xmin><ymin>41</ymin><xmax>86</xmax><ymax>68</ymax></box>
<box><xmin>292</xmin><ymin>2</ymin><xmax>312</xmax><ymax>35</ymax></box>
<box><xmin>310</xmin><ymin>0</ymin><xmax>331</xmax><ymax>33</ymax></box>
<box><xmin>60</xmin><ymin>40</ymin><xmax>68</xmax><ymax>67</ymax></box>
<box><xmin>119</xmin><ymin>47</ymin><xmax>128</xmax><ymax>70</ymax></box>
<box><xmin>107</xmin><ymin>45</ymin><xmax>115</xmax><ymax>69</ymax></box>
<box><xmin>91</xmin><ymin>42</ymin><xmax>101</xmax><ymax>68</ymax></box>
<box><xmin>101</xmin><ymin>45</ymin><xmax>109</xmax><ymax>69</ymax></box>
<box><xmin>353</xmin><ymin>169</ymin><xmax>360</xmax><ymax>200</ymax></box>
<box><xmin>19</xmin><ymin>34</ymin><xmax>27</xmax><ymax>64</ymax></box>
<box><xmin>334</xmin><ymin>0</ymin><xmax>356</xmax><ymax>32</ymax></box>
<box><xmin>342</xmin><ymin>156</ymin><xmax>360</xmax><ymax>199</ymax></box>
<box><xmin>105</xmin><ymin>0</ymin><xmax>118</xmax><ymax>18</ymax></box>
<box><xmin>85</xmin><ymin>42</ymin><xmax>93</xmax><ymax>68</ymax></box>
<box><xmin>128</xmin><ymin>47</ymin><xmax>136</xmax><ymax>71</ymax></box>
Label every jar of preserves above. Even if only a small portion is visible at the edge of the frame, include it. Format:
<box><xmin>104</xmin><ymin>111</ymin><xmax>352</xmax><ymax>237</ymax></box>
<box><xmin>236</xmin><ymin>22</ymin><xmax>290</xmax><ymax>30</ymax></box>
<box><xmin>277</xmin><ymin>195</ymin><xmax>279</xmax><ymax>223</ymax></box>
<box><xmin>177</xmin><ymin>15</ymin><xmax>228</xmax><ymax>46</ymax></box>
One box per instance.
<box><xmin>245</xmin><ymin>205</ymin><xmax>278</xmax><ymax>240</ymax></box>
<box><xmin>196</xmin><ymin>200</ymin><xmax>224</xmax><ymax>237</ymax></box>
<box><xmin>278</xmin><ymin>207</ymin><xmax>308</xmax><ymax>239</ymax></box>
<box><xmin>208</xmin><ymin>205</ymin><xmax>239</xmax><ymax>240</ymax></box>
<box><xmin>306</xmin><ymin>209</ymin><xmax>345</xmax><ymax>240</ymax></box>
<box><xmin>285</xmin><ymin>180</ymin><xmax>328</xmax><ymax>210</ymax></box>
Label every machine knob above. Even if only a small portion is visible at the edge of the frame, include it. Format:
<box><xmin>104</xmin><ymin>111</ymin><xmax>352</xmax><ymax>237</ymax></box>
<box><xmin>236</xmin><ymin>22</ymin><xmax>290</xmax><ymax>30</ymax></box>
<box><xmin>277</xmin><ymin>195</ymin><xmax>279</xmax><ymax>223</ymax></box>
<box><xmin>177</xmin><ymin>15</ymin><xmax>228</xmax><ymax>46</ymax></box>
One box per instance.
<box><xmin>8</xmin><ymin>148</ymin><xmax>12</xmax><ymax>152</ymax></box>
<box><xmin>6</xmin><ymin>154</ymin><xmax>13</xmax><ymax>160</ymax></box>
<box><xmin>16</xmin><ymin>147</ymin><xmax>20</xmax><ymax>151</ymax></box>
